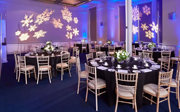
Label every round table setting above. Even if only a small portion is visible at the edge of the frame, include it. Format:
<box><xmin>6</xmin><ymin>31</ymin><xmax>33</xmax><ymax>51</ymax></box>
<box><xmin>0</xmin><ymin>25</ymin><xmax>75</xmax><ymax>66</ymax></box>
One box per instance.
<box><xmin>88</xmin><ymin>56</ymin><xmax>160</xmax><ymax>108</ymax></box>
<box><xmin>135</xmin><ymin>48</ymin><xmax>175</xmax><ymax>62</ymax></box>
<box><xmin>25</xmin><ymin>51</ymin><xmax>70</xmax><ymax>76</ymax></box>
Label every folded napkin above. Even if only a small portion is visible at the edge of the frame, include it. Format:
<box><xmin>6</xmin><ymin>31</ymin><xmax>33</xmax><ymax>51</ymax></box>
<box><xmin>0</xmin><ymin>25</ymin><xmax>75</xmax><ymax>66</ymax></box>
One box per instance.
<box><xmin>117</xmin><ymin>69</ymin><xmax>128</xmax><ymax>73</ymax></box>
<box><xmin>97</xmin><ymin>66</ymin><xmax>108</xmax><ymax>70</ymax></box>
<box><xmin>132</xmin><ymin>70</ymin><xmax>141</xmax><ymax>73</ymax></box>
<box><xmin>90</xmin><ymin>61</ymin><xmax>99</xmax><ymax>67</ymax></box>
<box><xmin>151</xmin><ymin>65</ymin><xmax>160</xmax><ymax>69</ymax></box>
<box><xmin>108</xmin><ymin>69</ymin><xmax>115</xmax><ymax>72</ymax></box>
<box><xmin>140</xmin><ymin>69</ymin><xmax>152</xmax><ymax>73</ymax></box>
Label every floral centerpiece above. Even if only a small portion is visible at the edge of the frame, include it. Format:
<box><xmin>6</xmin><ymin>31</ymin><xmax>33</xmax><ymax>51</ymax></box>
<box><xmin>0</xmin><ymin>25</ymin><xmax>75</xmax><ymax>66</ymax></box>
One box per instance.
<box><xmin>148</xmin><ymin>42</ymin><xmax>156</xmax><ymax>49</ymax></box>
<box><xmin>114</xmin><ymin>50</ymin><xmax>130</xmax><ymax>62</ymax></box>
<box><xmin>43</xmin><ymin>41</ymin><xmax>54</xmax><ymax>52</ymax></box>
<box><xmin>107</xmin><ymin>40</ymin><xmax>111</xmax><ymax>45</ymax></box>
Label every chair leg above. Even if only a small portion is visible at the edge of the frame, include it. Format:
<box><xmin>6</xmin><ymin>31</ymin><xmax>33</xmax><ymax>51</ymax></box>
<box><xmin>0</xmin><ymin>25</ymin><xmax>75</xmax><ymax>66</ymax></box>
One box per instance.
<box><xmin>85</xmin><ymin>84</ymin><xmax>89</xmax><ymax>102</ymax></box>
<box><xmin>61</xmin><ymin>69</ymin><xmax>63</xmax><ymax>81</ymax></box>
<box><xmin>95</xmin><ymin>89</ymin><xmax>98</xmax><ymax>111</ymax></box>
<box><xmin>114</xmin><ymin>95</ymin><xmax>118</xmax><ymax>112</ymax></box>
<box><xmin>48</xmin><ymin>70</ymin><xmax>51</xmax><ymax>84</ymax></box>
<box><xmin>77</xmin><ymin>78</ymin><xmax>80</xmax><ymax>94</ymax></box>
<box><xmin>69</xmin><ymin>67</ymin><xmax>71</xmax><ymax>77</ymax></box>
<box><xmin>16</xmin><ymin>68</ymin><xmax>18</xmax><ymax>80</ymax></box>
<box><xmin>134</xmin><ymin>99</ymin><xmax>138</xmax><ymax>112</ymax></box>
<box><xmin>28</xmin><ymin>71</ymin><xmax>31</xmax><ymax>78</ymax></box>
<box><xmin>177</xmin><ymin>86</ymin><xmax>180</xmax><ymax>109</ymax></box>
<box><xmin>40</xmin><ymin>73</ymin><xmax>42</xmax><ymax>80</ymax></box>
<box><xmin>18</xmin><ymin>71</ymin><xmax>21</xmax><ymax>82</ymax></box>
<box><xmin>34</xmin><ymin>68</ymin><xmax>36</xmax><ymax>80</ymax></box>
<box><xmin>150</xmin><ymin>96</ymin><xmax>153</xmax><ymax>105</ymax></box>
<box><xmin>25</xmin><ymin>72</ymin><xmax>28</xmax><ymax>84</ymax></box>
<box><xmin>156</xmin><ymin>97</ymin><xmax>159</xmax><ymax>112</ymax></box>
<box><xmin>37</xmin><ymin>72</ymin><xmax>40</xmax><ymax>85</ymax></box>
<box><xmin>168</xmin><ymin>95</ymin><xmax>171</xmax><ymax>112</ymax></box>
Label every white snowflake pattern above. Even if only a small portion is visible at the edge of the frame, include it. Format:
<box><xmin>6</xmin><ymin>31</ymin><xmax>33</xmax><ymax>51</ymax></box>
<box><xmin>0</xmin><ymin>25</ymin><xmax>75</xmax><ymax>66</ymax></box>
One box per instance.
<box><xmin>141</xmin><ymin>23</ymin><xmax>149</xmax><ymax>31</ymax></box>
<box><xmin>19</xmin><ymin>33</ymin><xmax>30</xmax><ymax>41</ymax></box>
<box><xmin>28</xmin><ymin>25</ymin><xmax>37</xmax><ymax>32</ymax></box>
<box><xmin>66</xmin><ymin>25</ymin><xmax>72</xmax><ymax>31</ymax></box>
<box><xmin>133</xmin><ymin>25</ymin><xmax>138</xmax><ymax>34</ymax></box>
<box><xmin>35</xmin><ymin>9</ymin><xmax>54</xmax><ymax>25</ymax></box>
<box><xmin>145</xmin><ymin>30</ymin><xmax>154</xmax><ymax>39</ymax></box>
<box><xmin>66</xmin><ymin>32</ymin><xmax>73</xmax><ymax>39</ymax></box>
<box><xmin>73</xmin><ymin>17</ymin><xmax>78</xmax><ymax>24</ymax></box>
<box><xmin>150</xmin><ymin>22</ymin><xmax>159</xmax><ymax>33</ymax></box>
<box><xmin>132</xmin><ymin>6</ymin><xmax>140</xmax><ymax>22</ymax></box>
<box><xmin>61</xmin><ymin>7</ymin><xmax>72</xmax><ymax>23</ymax></box>
<box><xmin>142</xmin><ymin>5</ymin><xmax>151</xmax><ymax>16</ymax></box>
<box><xmin>51</xmin><ymin>18</ymin><xmax>63</xmax><ymax>29</ymax></box>
<box><xmin>15</xmin><ymin>30</ymin><xmax>21</xmax><ymax>36</ymax></box>
<box><xmin>33</xmin><ymin>30</ymin><xmax>47</xmax><ymax>39</ymax></box>
<box><xmin>73</xmin><ymin>28</ymin><xmax>79</xmax><ymax>36</ymax></box>
<box><xmin>21</xmin><ymin>14</ymin><xmax>33</xmax><ymax>27</ymax></box>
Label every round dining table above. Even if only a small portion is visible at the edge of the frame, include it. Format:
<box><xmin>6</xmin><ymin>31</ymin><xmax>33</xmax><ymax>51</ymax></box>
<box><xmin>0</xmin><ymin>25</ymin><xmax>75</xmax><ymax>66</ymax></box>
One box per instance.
<box><xmin>25</xmin><ymin>51</ymin><xmax>69</xmax><ymax>76</ymax></box>
<box><xmin>88</xmin><ymin>56</ymin><xmax>160</xmax><ymax>109</ymax></box>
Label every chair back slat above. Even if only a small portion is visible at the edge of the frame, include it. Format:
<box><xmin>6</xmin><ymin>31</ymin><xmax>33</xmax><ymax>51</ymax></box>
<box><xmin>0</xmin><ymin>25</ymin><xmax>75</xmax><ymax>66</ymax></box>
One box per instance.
<box><xmin>85</xmin><ymin>64</ymin><xmax>97</xmax><ymax>82</ymax></box>
<box><xmin>143</xmin><ymin>50</ymin><xmax>153</xmax><ymax>59</ymax></box>
<box><xmin>86</xmin><ymin>53</ymin><xmax>93</xmax><ymax>62</ymax></box>
<box><xmin>108</xmin><ymin>46</ymin><xmax>115</xmax><ymax>52</ymax></box>
<box><xmin>18</xmin><ymin>56</ymin><xmax>26</xmax><ymax>68</ymax></box>
<box><xmin>158</xmin><ymin>69</ymin><xmax>173</xmax><ymax>92</ymax></box>
<box><xmin>37</xmin><ymin>56</ymin><xmax>49</xmax><ymax>67</ymax></box>
<box><xmin>61</xmin><ymin>52</ymin><xmax>70</xmax><ymax>63</ymax></box>
<box><xmin>115</xmin><ymin>72</ymin><xmax>138</xmax><ymax>95</ymax></box>
<box><xmin>96</xmin><ymin>52</ymin><xmax>106</xmax><ymax>58</ymax></box>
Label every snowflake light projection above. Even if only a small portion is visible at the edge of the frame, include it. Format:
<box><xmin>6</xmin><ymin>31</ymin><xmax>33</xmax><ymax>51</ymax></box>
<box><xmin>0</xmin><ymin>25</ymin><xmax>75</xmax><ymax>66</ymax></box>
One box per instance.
<box><xmin>132</xmin><ymin>6</ymin><xmax>141</xmax><ymax>22</ymax></box>
<box><xmin>61</xmin><ymin>7</ymin><xmax>72</xmax><ymax>23</ymax></box>
<box><xmin>35</xmin><ymin>9</ymin><xmax>54</xmax><ymax>25</ymax></box>
<box><xmin>73</xmin><ymin>17</ymin><xmax>78</xmax><ymax>24</ymax></box>
<box><xmin>28</xmin><ymin>25</ymin><xmax>37</xmax><ymax>32</ymax></box>
<box><xmin>33</xmin><ymin>30</ymin><xmax>47</xmax><ymax>39</ymax></box>
<box><xmin>52</xmin><ymin>18</ymin><xmax>63</xmax><ymax>29</ymax></box>
<box><xmin>133</xmin><ymin>25</ymin><xmax>138</xmax><ymax>34</ymax></box>
<box><xmin>21</xmin><ymin>14</ymin><xmax>34</xmax><ymax>27</ymax></box>
<box><xmin>66</xmin><ymin>25</ymin><xmax>72</xmax><ymax>31</ymax></box>
<box><xmin>19</xmin><ymin>33</ymin><xmax>30</xmax><ymax>41</ymax></box>
<box><xmin>73</xmin><ymin>28</ymin><xmax>79</xmax><ymax>36</ymax></box>
<box><xmin>145</xmin><ymin>30</ymin><xmax>154</xmax><ymax>39</ymax></box>
<box><xmin>141</xmin><ymin>23</ymin><xmax>149</xmax><ymax>31</ymax></box>
<box><xmin>143</xmin><ymin>5</ymin><xmax>151</xmax><ymax>16</ymax></box>
<box><xmin>150</xmin><ymin>22</ymin><xmax>159</xmax><ymax>33</ymax></box>
<box><xmin>15</xmin><ymin>31</ymin><xmax>21</xmax><ymax>36</ymax></box>
<box><xmin>66</xmin><ymin>32</ymin><xmax>73</xmax><ymax>39</ymax></box>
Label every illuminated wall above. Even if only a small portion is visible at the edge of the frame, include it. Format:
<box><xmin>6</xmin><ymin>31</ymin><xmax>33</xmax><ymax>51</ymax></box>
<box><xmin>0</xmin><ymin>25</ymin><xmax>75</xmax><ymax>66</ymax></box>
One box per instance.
<box><xmin>163</xmin><ymin>0</ymin><xmax>180</xmax><ymax>56</ymax></box>
<box><xmin>6</xmin><ymin>1</ymin><xmax>88</xmax><ymax>44</ymax></box>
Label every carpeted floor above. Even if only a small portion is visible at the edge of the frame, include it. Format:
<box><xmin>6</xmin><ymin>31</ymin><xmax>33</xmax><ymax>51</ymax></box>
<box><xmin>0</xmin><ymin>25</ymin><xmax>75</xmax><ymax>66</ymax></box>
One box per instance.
<box><xmin>0</xmin><ymin>54</ymin><xmax>180</xmax><ymax>112</ymax></box>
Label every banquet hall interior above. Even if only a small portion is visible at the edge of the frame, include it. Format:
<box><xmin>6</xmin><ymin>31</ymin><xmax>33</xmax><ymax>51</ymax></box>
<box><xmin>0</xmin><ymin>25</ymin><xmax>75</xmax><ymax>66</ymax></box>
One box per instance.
<box><xmin>1</xmin><ymin>0</ymin><xmax>180</xmax><ymax>112</ymax></box>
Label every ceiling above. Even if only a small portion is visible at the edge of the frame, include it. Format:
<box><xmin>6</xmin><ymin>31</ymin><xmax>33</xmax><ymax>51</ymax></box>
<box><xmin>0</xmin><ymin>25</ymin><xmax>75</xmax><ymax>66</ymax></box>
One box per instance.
<box><xmin>34</xmin><ymin>0</ymin><xmax>92</xmax><ymax>6</ymax></box>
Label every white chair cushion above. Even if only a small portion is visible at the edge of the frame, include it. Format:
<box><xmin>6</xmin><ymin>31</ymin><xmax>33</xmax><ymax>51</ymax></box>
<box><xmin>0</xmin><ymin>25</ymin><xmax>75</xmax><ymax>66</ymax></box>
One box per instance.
<box><xmin>171</xmin><ymin>57</ymin><xmax>179</xmax><ymax>61</ymax></box>
<box><xmin>117</xmin><ymin>85</ymin><xmax>135</xmax><ymax>99</ymax></box>
<box><xmin>39</xmin><ymin>65</ymin><xmax>51</xmax><ymax>71</ymax></box>
<box><xmin>162</xmin><ymin>79</ymin><xmax>177</xmax><ymax>87</ymax></box>
<box><xmin>20</xmin><ymin>65</ymin><xmax>35</xmax><ymax>71</ymax></box>
<box><xmin>109</xmin><ymin>52</ymin><xmax>114</xmax><ymax>55</ymax></box>
<box><xmin>56</xmin><ymin>63</ymin><xmax>68</xmax><ymax>68</ymax></box>
<box><xmin>143</xmin><ymin>84</ymin><xmax>168</xmax><ymax>98</ymax></box>
<box><xmin>69</xmin><ymin>57</ymin><xmax>76</xmax><ymax>64</ymax></box>
<box><xmin>79</xmin><ymin>71</ymin><xmax>88</xmax><ymax>78</ymax></box>
<box><xmin>88</xmin><ymin>78</ymin><xmax>106</xmax><ymax>89</ymax></box>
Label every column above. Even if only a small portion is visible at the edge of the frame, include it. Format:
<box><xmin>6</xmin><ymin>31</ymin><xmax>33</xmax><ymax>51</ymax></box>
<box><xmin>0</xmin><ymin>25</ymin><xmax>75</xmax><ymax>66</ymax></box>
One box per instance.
<box><xmin>125</xmin><ymin>0</ymin><xmax>132</xmax><ymax>56</ymax></box>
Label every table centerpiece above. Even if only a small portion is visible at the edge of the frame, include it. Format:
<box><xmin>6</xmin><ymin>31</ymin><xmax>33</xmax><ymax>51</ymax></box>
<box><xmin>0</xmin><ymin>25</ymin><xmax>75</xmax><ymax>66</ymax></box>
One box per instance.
<box><xmin>43</xmin><ymin>41</ymin><xmax>55</xmax><ymax>53</ymax></box>
<box><xmin>114</xmin><ymin>50</ymin><xmax>130</xmax><ymax>62</ymax></box>
<box><xmin>148</xmin><ymin>42</ymin><xmax>156</xmax><ymax>50</ymax></box>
